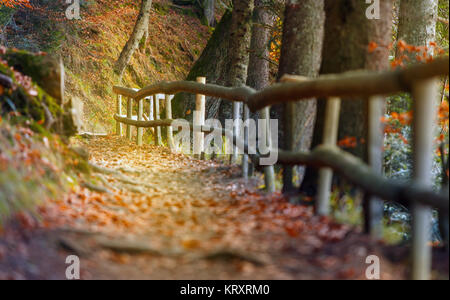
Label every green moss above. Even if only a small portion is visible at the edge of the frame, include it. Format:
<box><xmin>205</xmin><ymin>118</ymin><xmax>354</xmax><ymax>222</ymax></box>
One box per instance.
<box><xmin>1</xmin><ymin>49</ymin><xmax>62</xmax><ymax>100</ymax></box>
<box><xmin>0</xmin><ymin>49</ymin><xmax>76</xmax><ymax>136</ymax></box>
<box><xmin>2</xmin><ymin>50</ymin><xmax>46</xmax><ymax>84</ymax></box>
<box><xmin>0</xmin><ymin>123</ymin><xmax>70</xmax><ymax>224</ymax></box>
<box><xmin>0</xmin><ymin>6</ymin><xmax>15</xmax><ymax>27</ymax></box>
<box><xmin>153</xmin><ymin>2</ymin><xmax>170</xmax><ymax>15</ymax></box>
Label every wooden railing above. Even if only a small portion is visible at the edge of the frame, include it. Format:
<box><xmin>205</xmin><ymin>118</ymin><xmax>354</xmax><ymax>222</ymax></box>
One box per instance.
<box><xmin>113</xmin><ymin>57</ymin><xmax>449</xmax><ymax>280</ymax></box>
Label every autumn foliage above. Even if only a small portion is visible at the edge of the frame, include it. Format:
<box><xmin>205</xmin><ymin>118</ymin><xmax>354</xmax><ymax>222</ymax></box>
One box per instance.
<box><xmin>0</xmin><ymin>0</ymin><xmax>31</xmax><ymax>8</ymax></box>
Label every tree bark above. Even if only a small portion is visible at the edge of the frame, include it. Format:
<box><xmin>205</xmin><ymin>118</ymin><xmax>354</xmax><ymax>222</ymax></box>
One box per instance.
<box><xmin>246</xmin><ymin>0</ymin><xmax>273</xmax><ymax>92</ymax></box>
<box><xmin>246</xmin><ymin>0</ymin><xmax>275</xmax><ymax>190</ymax></box>
<box><xmin>276</xmin><ymin>0</ymin><xmax>325</xmax><ymax>193</ymax></box>
<box><xmin>114</xmin><ymin>0</ymin><xmax>152</xmax><ymax>79</ymax></box>
<box><xmin>300</xmin><ymin>0</ymin><xmax>393</xmax><ymax>196</ymax></box>
<box><xmin>227</xmin><ymin>0</ymin><xmax>255</xmax><ymax>88</ymax></box>
<box><xmin>220</xmin><ymin>0</ymin><xmax>255</xmax><ymax>124</ymax></box>
<box><xmin>246</xmin><ymin>0</ymin><xmax>273</xmax><ymax>122</ymax></box>
<box><xmin>397</xmin><ymin>0</ymin><xmax>438</xmax><ymax>59</ymax></box>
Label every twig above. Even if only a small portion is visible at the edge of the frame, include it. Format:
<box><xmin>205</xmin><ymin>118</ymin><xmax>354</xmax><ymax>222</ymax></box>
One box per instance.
<box><xmin>81</xmin><ymin>181</ymin><xmax>112</xmax><ymax>194</ymax></box>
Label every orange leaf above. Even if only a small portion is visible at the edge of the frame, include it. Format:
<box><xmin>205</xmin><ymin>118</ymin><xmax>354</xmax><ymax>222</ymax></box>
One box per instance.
<box><xmin>368</xmin><ymin>42</ymin><xmax>378</xmax><ymax>53</ymax></box>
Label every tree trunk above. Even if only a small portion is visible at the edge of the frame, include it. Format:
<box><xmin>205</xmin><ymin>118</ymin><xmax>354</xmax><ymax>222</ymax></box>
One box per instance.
<box><xmin>246</xmin><ymin>0</ymin><xmax>273</xmax><ymax>91</ymax></box>
<box><xmin>172</xmin><ymin>11</ymin><xmax>233</xmax><ymax>120</ymax></box>
<box><xmin>276</xmin><ymin>0</ymin><xmax>325</xmax><ymax>193</ymax></box>
<box><xmin>246</xmin><ymin>0</ymin><xmax>275</xmax><ymax>189</ymax></box>
<box><xmin>397</xmin><ymin>0</ymin><xmax>438</xmax><ymax>59</ymax></box>
<box><xmin>397</xmin><ymin>0</ymin><xmax>439</xmax><ymax>280</ymax></box>
<box><xmin>114</xmin><ymin>0</ymin><xmax>152</xmax><ymax>79</ymax></box>
<box><xmin>393</xmin><ymin>0</ymin><xmax>438</xmax><ymax>168</ymax></box>
<box><xmin>220</xmin><ymin>0</ymin><xmax>255</xmax><ymax>125</ymax></box>
<box><xmin>203</xmin><ymin>0</ymin><xmax>216</xmax><ymax>27</ymax></box>
<box><xmin>139</xmin><ymin>27</ymin><xmax>149</xmax><ymax>51</ymax></box>
<box><xmin>300</xmin><ymin>0</ymin><xmax>393</xmax><ymax>196</ymax></box>
<box><xmin>226</xmin><ymin>0</ymin><xmax>255</xmax><ymax>88</ymax></box>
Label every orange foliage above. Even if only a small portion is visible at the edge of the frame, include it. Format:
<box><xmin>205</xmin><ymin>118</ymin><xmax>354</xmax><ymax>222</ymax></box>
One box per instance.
<box><xmin>368</xmin><ymin>41</ymin><xmax>378</xmax><ymax>53</ymax></box>
<box><xmin>0</xmin><ymin>0</ymin><xmax>31</xmax><ymax>8</ymax></box>
<box><xmin>269</xmin><ymin>17</ymin><xmax>282</xmax><ymax>64</ymax></box>
<box><xmin>391</xmin><ymin>40</ymin><xmax>446</xmax><ymax>68</ymax></box>
<box><xmin>381</xmin><ymin>111</ymin><xmax>413</xmax><ymax>145</ymax></box>
<box><xmin>338</xmin><ymin>136</ymin><xmax>358</xmax><ymax>149</ymax></box>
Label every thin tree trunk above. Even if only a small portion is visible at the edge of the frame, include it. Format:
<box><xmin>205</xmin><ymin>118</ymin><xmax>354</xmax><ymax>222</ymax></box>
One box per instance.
<box><xmin>203</xmin><ymin>0</ymin><xmax>216</xmax><ymax>27</ymax></box>
<box><xmin>394</xmin><ymin>0</ymin><xmax>438</xmax><ymax>113</ymax></box>
<box><xmin>114</xmin><ymin>0</ymin><xmax>152</xmax><ymax>79</ymax></box>
<box><xmin>397</xmin><ymin>0</ymin><xmax>439</xmax><ymax>280</ymax></box>
<box><xmin>276</xmin><ymin>0</ymin><xmax>325</xmax><ymax>194</ymax></box>
<box><xmin>140</xmin><ymin>27</ymin><xmax>149</xmax><ymax>51</ymax></box>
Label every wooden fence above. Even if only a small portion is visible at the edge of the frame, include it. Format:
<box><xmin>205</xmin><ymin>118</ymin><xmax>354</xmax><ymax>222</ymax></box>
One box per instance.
<box><xmin>113</xmin><ymin>57</ymin><xmax>449</xmax><ymax>280</ymax></box>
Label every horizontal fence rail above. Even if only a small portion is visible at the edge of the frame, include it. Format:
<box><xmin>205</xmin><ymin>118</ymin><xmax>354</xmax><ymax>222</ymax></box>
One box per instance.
<box><xmin>277</xmin><ymin>146</ymin><xmax>448</xmax><ymax>212</ymax></box>
<box><xmin>112</xmin><ymin>57</ymin><xmax>449</xmax><ymax>280</ymax></box>
<box><xmin>113</xmin><ymin>57</ymin><xmax>448</xmax><ymax>109</ymax></box>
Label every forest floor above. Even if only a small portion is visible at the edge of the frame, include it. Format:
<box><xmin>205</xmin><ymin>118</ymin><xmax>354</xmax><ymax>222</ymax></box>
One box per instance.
<box><xmin>0</xmin><ymin>136</ymin><xmax>448</xmax><ymax>280</ymax></box>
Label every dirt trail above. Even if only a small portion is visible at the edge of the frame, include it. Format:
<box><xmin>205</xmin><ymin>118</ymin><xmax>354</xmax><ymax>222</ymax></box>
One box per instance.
<box><xmin>0</xmin><ymin>135</ymin><xmax>429</xmax><ymax>280</ymax></box>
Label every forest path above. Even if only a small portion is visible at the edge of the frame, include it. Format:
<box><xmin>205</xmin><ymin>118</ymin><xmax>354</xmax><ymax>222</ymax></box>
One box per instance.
<box><xmin>0</xmin><ymin>136</ymin><xmax>409</xmax><ymax>279</ymax></box>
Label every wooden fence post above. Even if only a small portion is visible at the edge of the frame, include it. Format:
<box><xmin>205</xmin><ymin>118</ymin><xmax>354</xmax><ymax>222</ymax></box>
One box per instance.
<box><xmin>148</xmin><ymin>96</ymin><xmax>155</xmax><ymax>144</ymax></box>
<box><xmin>232</xmin><ymin>101</ymin><xmax>242</xmax><ymax>164</ymax></box>
<box><xmin>166</xmin><ymin>94</ymin><xmax>175</xmax><ymax>150</ymax></box>
<box><xmin>364</xmin><ymin>96</ymin><xmax>385</xmax><ymax>238</ymax></box>
<box><xmin>260</xmin><ymin>106</ymin><xmax>275</xmax><ymax>193</ymax></box>
<box><xmin>137</xmin><ymin>98</ymin><xmax>144</xmax><ymax>146</ymax></box>
<box><xmin>126</xmin><ymin>97</ymin><xmax>133</xmax><ymax>141</ymax></box>
<box><xmin>411</xmin><ymin>78</ymin><xmax>439</xmax><ymax>280</ymax></box>
<box><xmin>316</xmin><ymin>97</ymin><xmax>341</xmax><ymax>216</ymax></box>
<box><xmin>116</xmin><ymin>94</ymin><xmax>123</xmax><ymax>136</ymax></box>
<box><xmin>154</xmin><ymin>95</ymin><xmax>162</xmax><ymax>146</ymax></box>
<box><xmin>194</xmin><ymin>77</ymin><xmax>206</xmax><ymax>158</ymax></box>
<box><xmin>242</xmin><ymin>105</ymin><xmax>250</xmax><ymax>178</ymax></box>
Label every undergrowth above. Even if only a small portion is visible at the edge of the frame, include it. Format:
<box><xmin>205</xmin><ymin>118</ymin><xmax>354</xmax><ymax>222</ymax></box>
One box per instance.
<box><xmin>0</xmin><ymin>119</ymin><xmax>82</xmax><ymax>224</ymax></box>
